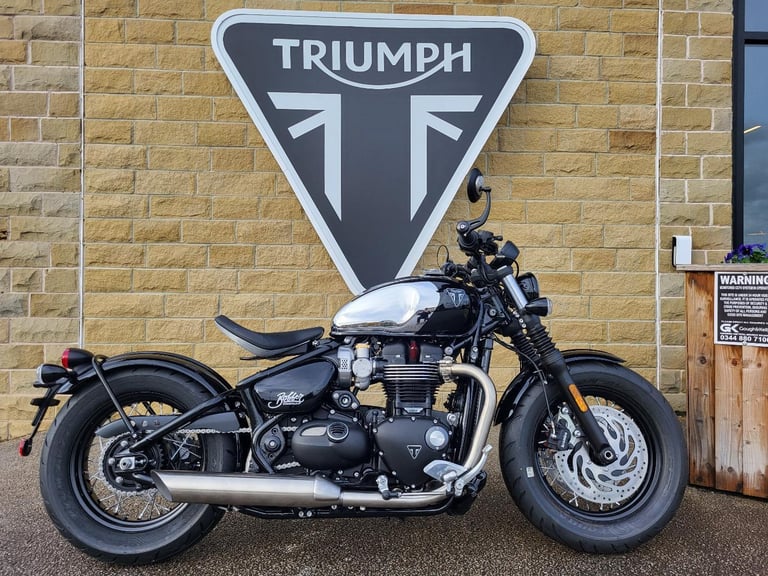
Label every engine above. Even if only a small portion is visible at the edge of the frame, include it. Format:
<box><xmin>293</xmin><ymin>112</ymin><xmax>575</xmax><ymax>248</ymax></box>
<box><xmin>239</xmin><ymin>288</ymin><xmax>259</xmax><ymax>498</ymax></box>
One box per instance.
<box><xmin>255</xmin><ymin>339</ymin><xmax>460</xmax><ymax>489</ymax></box>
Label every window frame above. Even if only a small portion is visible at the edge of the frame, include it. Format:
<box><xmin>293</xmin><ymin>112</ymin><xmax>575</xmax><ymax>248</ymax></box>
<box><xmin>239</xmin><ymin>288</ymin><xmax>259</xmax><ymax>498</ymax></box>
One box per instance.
<box><xmin>733</xmin><ymin>1</ymin><xmax>768</xmax><ymax>246</ymax></box>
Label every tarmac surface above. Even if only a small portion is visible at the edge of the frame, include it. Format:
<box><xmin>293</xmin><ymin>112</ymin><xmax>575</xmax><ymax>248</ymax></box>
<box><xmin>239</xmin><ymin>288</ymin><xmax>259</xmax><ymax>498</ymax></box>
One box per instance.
<box><xmin>1</xmin><ymin>431</ymin><xmax>767</xmax><ymax>576</ymax></box>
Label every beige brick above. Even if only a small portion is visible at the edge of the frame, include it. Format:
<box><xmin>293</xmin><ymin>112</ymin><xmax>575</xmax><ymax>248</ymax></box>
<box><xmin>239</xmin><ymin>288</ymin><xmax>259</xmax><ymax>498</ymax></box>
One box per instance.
<box><xmin>212</xmin><ymin>148</ymin><xmax>254</xmax><ymax>171</ymax></box>
<box><xmin>239</xmin><ymin>270</ymin><xmax>299</xmax><ymax>294</ymax></box>
<box><xmin>147</xmin><ymin>244</ymin><xmax>207</xmax><ymax>268</ymax></box>
<box><xmin>136</xmin><ymin>171</ymin><xmax>195</xmax><ymax>195</ymax></box>
<box><xmin>537</xmin><ymin>31</ymin><xmax>585</xmax><ymax>55</ymax></box>
<box><xmin>544</xmin><ymin>152</ymin><xmax>595</xmax><ymax>176</ymax></box>
<box><xmin>609</xmin><ymin>130</ymin><xmax>655</xmax><ymax>153</ymax></box>
<box><xmin>85</xmin><ymin>243</ymin><xmax>145</xmax><ymax>266</ymax></box>
<box><xmin>165</xmin><ymin>294</ymin><xmax>219</xmax><ymax>318</ymax></box>
<box><xmin>146</xmin><ymin>319</ymin><xmax>204</xmax><ymax>343</ymax></box>
<box><xmin>10</xmin><ymin>318</ymin><xmax>78</xmax><ymax>343</ymax></box>
<box><xmin>520</xmin><ymin>248</ymin><xmax>570</xmax><ymax>271</ymax></box>
<box><xmin>148</xmin><ymin>146</ymin><xmax>208</xmax><ymax>170</ymax></box>
<box><xmin>623</xmin><ymin>35</ymin><xmax>657</xmax><ymax>58</ymax></box>
<box><xmin>582</xmin><ymin>202</ymin><xmax>656</xmax><ymax>227</ymax></box>
<box><xmin>557</xmin><ymin>130</ymin><xmax>608</xmax><ymax>152</ymax></box>
<box><xmin>550</xmin><ymin>56</ymin><xmax>601</xmax><ymax>80</ymax></box>
<box><xmin>197</xmin><ymin>123</ymin><xmax>247</xmax><ymax>147</ymax></box>
<box><xmin>86</xmin><ymin>144</ymin><xmax>146</xmax><ymax>169</ymax></box>
<box><xmin>688</xmin><ymin>37</ymin><xmax>732</xmax><ymax>60</ymax></box>
<box><xmin>0</xmin><ymin>40</ymin><xmax>27</xmax><ymax>63</ymax></box>
<box><xmin>559</xmin><ymin>7</ymin><xmax>609</xmax><ymax>31</ymax></box>
<box><xmin>84</xmin><ymin>218</ymin><xmax>132</xmax><ymax>242</ymax></box>
<box><xmin>601</xmin><ymin>58</ymin><xmax>656</xmax><ymax>82</ymax></box>
<box><xmin>604</xmin><ymin>225</ymin><xmax>655</xmax><ymax>248</ymax></box>
<box><xmin>134</xmin><ymin>121</ymin><xmax>196</xmax><ymax>145</ymax></box>
<box><xmin>577</xmin><ymin>105</ymin><xmax>618</xmax><ymax>128</ymax></box>
<box><xmin>125</xmin><ymin>19</ymin><xmax>174</xmax><ymax>44</ymax></box>
<box><xmin>133</xmin><ymin>219</ymin><xmax>181</xmax><ymax>242</ymax></box>
<box><xmin>197</xmin><ymin>172</ymin><xmax>276</xmax><ymax>196</ymax></box>
<box><xmin>84</xmin><ymin>268</ymin><xmax>132</xmax><ymax>292</ymax></box>
<box><xmin>138</xmin><ymin>0</ymin><xmax>203</xmax><ymax>18</ymax></box>
<box><xmin>0</xmin><ymin>344</ymin><xmax>44</xmax><ymax>369</ymax></box>
<box><xmin>274</xmin><ymin>294</ymin><xmax>326</xmax><ymax>317</ymax></box>
<box><xmin>213</xmin><ymin>197</ymin><xmax>262</xmax><ymax>220</ymax></box>
<box><xmin>527</xmin><ymin>201</ymin><xmax>581</xmax><ymax>224</ymax></box>
<box><xmin>157</xmin><ymin>97</ymin><xmax>212</xmax><ymax>121</ymax></box>
<box><xmin>86</xmin><ymin>94</ymin><xmax>156</xmax><ymax>120</ymax></box>
<box><xmin>85</xmin><ymin>293</ymin><xmax>163</xmax><ymax>317</ymax></box>
<box><xmin>591</xmin><ymin>296</ymin><xmax>655</xmax><ymax>320</ymax></box>
<box><xmin>84</xmin><ymin>169</ymin><xmax>134</xmax><ymax>193</ymax></box>
<box><xmin>133</xmin><ymin>269</ymin><xmax>187</xmax><ymax>292</ymax></box>
<box><xmin>134</xmin><ymin>70</ymin><xmax>183</xmax><ymax>94</ymax></box>
<box><xmin>157</xmin><ymin>45</ymin><xmax>205</xmax><ymax>70</ymax></box>
<box><xmin>84</xmin><ymin>17</ymin><xmax>123</xmax><ymax>42</ymax></box>
<box><xmin>256</xmin><ymin>245</ymin><xmax>311</xmax><ymax>269</ymax></box>
<box><xmin>586</xmin><ymin>32</ymin><xmax>622</xmax><ymax>56</ymax></box>
<box><xmin>84</xmin><ymin>319</ymin><xmax>146</xmax><ymax>344</ymax></box>
<box><xmin>209</xmin><ymin>245</ymin><xmax>255</xmax><ymax>268</ymax></box>
<box><xmin>219</xmin><ymin>294</ymin><xmax>274</xmax><ymax>317</ymax></box>
<box><xmin>572</xmin><ymin>248</ymin><xmax>616</xmax><ymax>270</ymax></box>
<box><xmin>548</xmin><ymin>319</ymin><xmax>607</xmax><ymax>343</ymax></box>
<box><xmin>85</xmin><ymin>43</ymin><xmax>155</xmax><ymax>68</ymax></box>
<box><xmin>182</xmin><ymin>220</ymin><xmax>235</xmax><ymax>244</ymax></box>
<box><xmin>188</xmin><ymin>269</ymin><xmax>239</xmax><ymax>292</ymax></box>
<box><xmin>611</xmin><ymin>10</ymin><xmax>658</xmax><ymax>33</ymax></box>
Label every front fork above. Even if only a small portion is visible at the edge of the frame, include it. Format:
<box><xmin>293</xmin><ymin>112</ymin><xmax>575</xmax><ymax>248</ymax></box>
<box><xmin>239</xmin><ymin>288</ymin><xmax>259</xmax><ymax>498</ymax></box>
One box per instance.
<box><xmin>521</xmin><ymin>314</ymin><xmax>616</xmax><ymax>465</ymax></box>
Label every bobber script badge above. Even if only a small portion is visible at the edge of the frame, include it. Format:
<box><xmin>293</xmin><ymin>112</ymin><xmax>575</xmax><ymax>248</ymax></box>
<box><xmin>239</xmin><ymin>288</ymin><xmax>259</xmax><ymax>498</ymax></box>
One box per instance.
<box><xmin>212</xmin><ymin>10</ymin><xmax>535</xmax><ymax>294</ymax></box>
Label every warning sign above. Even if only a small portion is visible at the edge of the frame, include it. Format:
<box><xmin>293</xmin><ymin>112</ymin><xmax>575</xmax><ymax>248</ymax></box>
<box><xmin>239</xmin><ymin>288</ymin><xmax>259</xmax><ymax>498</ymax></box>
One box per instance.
<box><xmin>714</xmin><ymin>272</ymin><xmax>768</xmax><ymax>346</ymax></box>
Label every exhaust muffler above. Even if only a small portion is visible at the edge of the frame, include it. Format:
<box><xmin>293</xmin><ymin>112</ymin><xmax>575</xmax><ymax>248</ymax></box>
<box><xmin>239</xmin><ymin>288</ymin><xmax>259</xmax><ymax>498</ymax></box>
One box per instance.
<box><xmin>151</xmin><ymin>470</ymin><xmax>449</xmax><ymax>509</ymax></box>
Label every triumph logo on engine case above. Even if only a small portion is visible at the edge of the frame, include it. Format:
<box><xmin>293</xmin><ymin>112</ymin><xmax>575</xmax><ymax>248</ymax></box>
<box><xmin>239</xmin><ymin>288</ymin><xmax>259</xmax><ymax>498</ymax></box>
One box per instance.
<box><xmin>407</xmin><ymin>445</ymin><xmax>422</xmax><ymax>459</ymax></box>
<box><xmin>212</xmin><ymin>10</ymin><xmax>535</xmax><ymax>293</ymax></box>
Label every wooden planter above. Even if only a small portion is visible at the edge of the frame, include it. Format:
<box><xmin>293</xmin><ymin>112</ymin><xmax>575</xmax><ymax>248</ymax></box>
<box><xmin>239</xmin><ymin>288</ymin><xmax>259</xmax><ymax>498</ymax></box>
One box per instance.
<box><xmin>685</xmin><ymin>266</ymin><xmax>768</xmax><ymax>498</ymax></box>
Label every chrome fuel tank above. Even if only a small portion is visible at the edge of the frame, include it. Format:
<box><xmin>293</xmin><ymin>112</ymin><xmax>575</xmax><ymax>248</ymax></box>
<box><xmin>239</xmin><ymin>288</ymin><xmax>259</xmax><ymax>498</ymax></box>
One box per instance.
<box><xmin>331</xmin><ymin>278</ymin><xmax>477</xmax><ymax>337</ymax></box>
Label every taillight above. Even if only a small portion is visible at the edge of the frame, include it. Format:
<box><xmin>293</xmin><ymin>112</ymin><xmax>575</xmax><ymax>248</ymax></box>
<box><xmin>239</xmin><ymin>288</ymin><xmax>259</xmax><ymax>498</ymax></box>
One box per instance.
<box><xmin>61</xmin><ymin>348</ymin><xmax>94</xmax><ymax>370</ymax></box>
<box><xmin>61</xmin><ymin>348</ymin><xmax>71</xmax><ymax>369</ymax></box>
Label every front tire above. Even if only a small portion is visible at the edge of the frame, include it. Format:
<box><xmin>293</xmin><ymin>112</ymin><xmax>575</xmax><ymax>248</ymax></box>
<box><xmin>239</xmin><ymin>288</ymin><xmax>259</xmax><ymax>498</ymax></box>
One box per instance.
<box><xmin>39</xmin><ymin>367</ymin><xmax>237</xmax><ymax>564</ymax></box>
<box><xmin>500</xmin><ymin>361</ymin><xmax>687</xmax><ymax>553</ymax></box>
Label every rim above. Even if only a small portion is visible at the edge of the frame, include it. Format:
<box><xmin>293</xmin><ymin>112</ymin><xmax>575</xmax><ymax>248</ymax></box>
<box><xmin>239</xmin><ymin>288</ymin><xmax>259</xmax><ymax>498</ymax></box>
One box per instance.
<box><xmin>535</xmin><ymin>392</ymin><xmax>658</xmax><ymax>517</ymax></box>
<box><xmin>71</xmin><ymin>398</ymin><xmax>205</xmax><ymax>530</ymax></box>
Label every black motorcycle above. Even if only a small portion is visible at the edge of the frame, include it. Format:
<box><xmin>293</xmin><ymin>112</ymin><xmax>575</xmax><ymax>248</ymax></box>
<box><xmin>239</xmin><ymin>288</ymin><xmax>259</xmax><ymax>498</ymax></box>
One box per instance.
<box><xmin>21</xmin><ymin>168</ymin><xmax>687</xmax><ymax>564</ymax></box>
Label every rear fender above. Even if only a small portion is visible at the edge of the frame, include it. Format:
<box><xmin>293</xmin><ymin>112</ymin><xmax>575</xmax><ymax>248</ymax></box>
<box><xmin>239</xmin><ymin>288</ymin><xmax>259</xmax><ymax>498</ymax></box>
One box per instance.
<box><xmin>61</xmin><ymin>351</ymin><xmax>233</xmax><ymax>398</ymax></box>
<box><xmin>493</xmin><ymin>349</ymin><xmax>624</xmax><ymax>425</ymax></box>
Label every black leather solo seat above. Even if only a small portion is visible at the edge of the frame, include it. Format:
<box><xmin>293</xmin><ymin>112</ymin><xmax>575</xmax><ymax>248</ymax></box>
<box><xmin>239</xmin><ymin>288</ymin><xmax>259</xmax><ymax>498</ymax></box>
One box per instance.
<box><xmin>214</xmin><ymin>315</ymin><xmax>324</xmax><ymax>359</ymax></box>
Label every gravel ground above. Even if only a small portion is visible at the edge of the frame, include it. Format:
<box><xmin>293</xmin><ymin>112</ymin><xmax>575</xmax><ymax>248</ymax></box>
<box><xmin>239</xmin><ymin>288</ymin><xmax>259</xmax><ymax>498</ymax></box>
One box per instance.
<box><xmin>1</xmin><ymin>432</ymin><xmax>767</xmax><ymax>576</ymax></box>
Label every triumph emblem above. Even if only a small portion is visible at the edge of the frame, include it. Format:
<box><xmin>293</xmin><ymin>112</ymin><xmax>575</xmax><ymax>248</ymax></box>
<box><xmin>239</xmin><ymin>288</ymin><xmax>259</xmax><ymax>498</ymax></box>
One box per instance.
<box><xmin>212</xmin><ymin>10</ymin><xmax>535</xmax><ymax>293</ymax></box>
<box><xmin>407</xmin><ymin>445</ymin><xmax>422</xmax><ymax>459</ymax></box>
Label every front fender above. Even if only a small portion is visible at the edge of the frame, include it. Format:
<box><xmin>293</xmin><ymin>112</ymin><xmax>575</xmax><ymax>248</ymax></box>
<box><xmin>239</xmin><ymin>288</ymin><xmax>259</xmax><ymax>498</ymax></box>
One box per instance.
<box><xmin>493</xmin><ymin>349</ymin><xmax>624</xmax><ymax>425</ymax></box>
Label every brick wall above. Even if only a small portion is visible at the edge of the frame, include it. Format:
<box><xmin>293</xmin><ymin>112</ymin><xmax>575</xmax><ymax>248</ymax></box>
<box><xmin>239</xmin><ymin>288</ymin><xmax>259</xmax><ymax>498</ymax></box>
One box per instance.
<box><xmin>0</xmin><ymin>0</ymin><xmax>81</xmax><ymax>439</ymax></box>
<box><xmin>0</xmin><ymin>0</ymin><xmax>734</xmax><ymax>438</ymax></box>
<box><xmin>658</xmin><ymin>0</ymin><xmax>732</xmax><ymax>403</ymax></box>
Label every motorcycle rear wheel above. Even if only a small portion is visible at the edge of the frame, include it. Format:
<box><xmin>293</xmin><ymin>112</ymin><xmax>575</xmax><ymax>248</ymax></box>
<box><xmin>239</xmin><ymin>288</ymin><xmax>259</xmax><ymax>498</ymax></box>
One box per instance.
<box><xmin>39</xmin><ymin>367</ymin><xmax>237</xmax><ymax>564</ymax></box>
<box><xmin>499</xmin><ymin>361</ymin><xmax>687</xmax><ymax>553</ymax></box>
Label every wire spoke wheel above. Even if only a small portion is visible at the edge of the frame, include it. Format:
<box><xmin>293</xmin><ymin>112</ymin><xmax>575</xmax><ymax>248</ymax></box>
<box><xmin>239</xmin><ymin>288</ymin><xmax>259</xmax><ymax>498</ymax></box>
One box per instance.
<box><xmin>500</xmin><ymin>361</ymin><xmax>687</xmax><ymax>553</ymax></box>
<box><xmin>81</xmin><ymin>401</ymin><xmax>203</xmax><ymax>526</ymax></box>
<box><xmin>40</xmin><ymin>368</ymin><xmax>236</xmax><ymax>564</ymax></box>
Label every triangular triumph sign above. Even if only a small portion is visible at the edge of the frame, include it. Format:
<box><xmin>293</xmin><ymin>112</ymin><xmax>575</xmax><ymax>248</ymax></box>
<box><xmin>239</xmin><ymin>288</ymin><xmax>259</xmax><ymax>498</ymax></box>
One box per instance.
<box><xmin>212</xmin><ymin>10</ymin><xmax>535</xmax><ymax>294</ymax></box>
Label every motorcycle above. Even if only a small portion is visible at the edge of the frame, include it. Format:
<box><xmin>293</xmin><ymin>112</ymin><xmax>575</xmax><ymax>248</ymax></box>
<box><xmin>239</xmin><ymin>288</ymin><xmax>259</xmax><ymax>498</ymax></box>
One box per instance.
<box><xmin>20</xmin><ymin>168</ymin><xmax>687</xmax><ymax>564</ymax></box>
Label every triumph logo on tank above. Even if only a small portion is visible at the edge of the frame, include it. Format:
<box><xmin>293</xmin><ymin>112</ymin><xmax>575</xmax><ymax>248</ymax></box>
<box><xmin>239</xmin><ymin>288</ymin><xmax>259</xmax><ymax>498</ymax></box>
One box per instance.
<box><xmin>212</xmin><ymin>10</ymin><xmax>535</xmax><ymax>293</ymax></box>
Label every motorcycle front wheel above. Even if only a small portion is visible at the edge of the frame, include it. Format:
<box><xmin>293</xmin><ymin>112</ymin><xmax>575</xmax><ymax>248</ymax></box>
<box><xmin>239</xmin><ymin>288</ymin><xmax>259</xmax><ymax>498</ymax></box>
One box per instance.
<box><xmin>39</xmin><ymin>367</ymin><xmax>237</xmax><ymax>564</ymax></box>
<box><xmin>499</xmin><ymin>360</ymin><xmax>687</xmax><ymax>553</ymax></box>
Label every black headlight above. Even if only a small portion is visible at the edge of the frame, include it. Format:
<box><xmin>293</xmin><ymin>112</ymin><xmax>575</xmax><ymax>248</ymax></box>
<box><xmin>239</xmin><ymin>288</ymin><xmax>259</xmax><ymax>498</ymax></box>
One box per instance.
<box><xmin>517</xmin><ymin>272</ymin><xmax>539</xmax><ymax>300</ymax></box>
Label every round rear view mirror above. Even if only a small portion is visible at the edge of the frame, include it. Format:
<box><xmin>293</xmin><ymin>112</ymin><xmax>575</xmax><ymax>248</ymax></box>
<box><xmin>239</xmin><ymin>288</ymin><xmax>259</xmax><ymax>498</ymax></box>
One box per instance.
<box><xmin>467</xmin><ymin>168</ymin><xmax>484</xmax><ymax>203</ymax></box>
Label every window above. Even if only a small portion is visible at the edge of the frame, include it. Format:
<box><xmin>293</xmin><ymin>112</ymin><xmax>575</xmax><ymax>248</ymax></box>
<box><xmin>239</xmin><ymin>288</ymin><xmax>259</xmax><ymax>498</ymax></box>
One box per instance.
<box><xmin>735</xmin><ymin>0</ymin><xmax>768</xmax><ymax>246</ymax></box>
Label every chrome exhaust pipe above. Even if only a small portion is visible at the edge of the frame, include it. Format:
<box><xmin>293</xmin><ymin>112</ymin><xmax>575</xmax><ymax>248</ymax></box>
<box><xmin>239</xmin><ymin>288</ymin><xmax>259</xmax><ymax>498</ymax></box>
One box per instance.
<box><xmin>152</xmin><ymin>470</ymin><xmax>449</xmax><ymax>509</ymax></box>
<box><xmin>152</xmin><ymin>361</ymin><xmax>495</xmax><ymax>510</ymax></box>
<box><xmin>438</xmin><ymin>360</ymin><xmax>497</xmax><ymax>471</ymax></box>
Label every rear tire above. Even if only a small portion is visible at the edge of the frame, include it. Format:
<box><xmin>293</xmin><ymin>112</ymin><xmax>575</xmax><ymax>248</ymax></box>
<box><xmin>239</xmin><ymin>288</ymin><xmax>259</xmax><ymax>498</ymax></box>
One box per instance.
<box><xmin>39</xmin><ymin>367</ymin><xmax>237</xmax><ymax>564</ymax></box>
<box><xmin>500</xmin><ymin>361</ymin><xmax>687</xmax><ymax>553</ymax></box>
